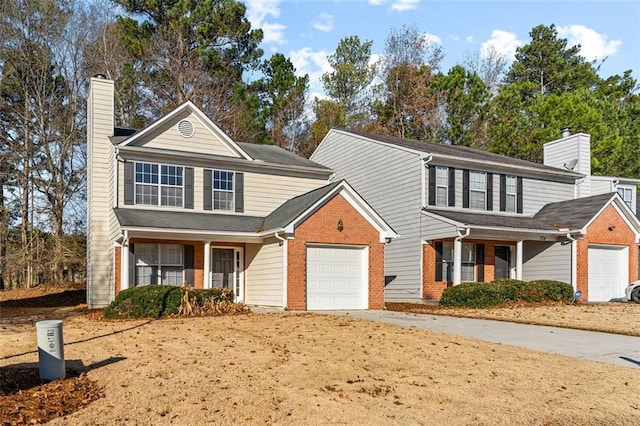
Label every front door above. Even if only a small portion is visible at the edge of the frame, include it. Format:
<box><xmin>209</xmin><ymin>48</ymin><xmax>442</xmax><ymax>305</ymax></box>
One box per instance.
<box><xmin>495</xmin><ymin>246</ymin><xmax>511</xmax><ymax>280</ymax></box>
<box><xmin>211</xmin><ymin>247</ymin><xmax>244</xmax><ymax>302</ymax></box>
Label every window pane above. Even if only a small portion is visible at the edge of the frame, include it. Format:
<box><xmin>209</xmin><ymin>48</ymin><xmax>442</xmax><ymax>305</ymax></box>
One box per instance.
<box><xmin>160</xmin><ymin>244</ymin><xmax>183</xmax><ymax>265</ymax></box>
<box><xmin>436</xmin><ymin>167</ymin><xmax>448</xmax><ymax>185</ymax></box>
<box><xmin>136</xmin><ymin>184</ymin><xmax>158</xmax><ymax>205</ymax></box>
<box><xmin>161</xmin><ymin>186</ymin><xmax>183</xmax><ymax>206</ymax></box>
<box><xmin>506</xmin><ymin>194</ymin><xmax>516</xmax><ymax>212</ymax></box>
<box><xmin>461</xmin><ymin>264</ymin><xmax>475</xmax><ymax>281</ymax></box>
<box><xmin>470</xmin><ymin>171</ymin><xmax>486</xmax><ymax>191</ymax></box>
<box><xmin>506</xmin><ymin>176</ymin><xmax>517</xmax><ymax>193</ymax></box>
<box><xmin>160</xmin><ymin>266</ymin><xmax>182</xmax><ymax>285</ymax></box>
<box><xmin>470</xmin><ymin>191</ymin><xmax>485</xmax><ymax>209</ymax></box>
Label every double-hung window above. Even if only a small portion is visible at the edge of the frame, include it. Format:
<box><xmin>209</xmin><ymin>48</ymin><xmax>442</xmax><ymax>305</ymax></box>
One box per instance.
<box><xmin>435</xmin><ymin>166</ymin><xmax>448</xmax><ymax>206</ymax></box>
<box><xmin>469</xmin><ymin>171</ymin><xmax>487</xmax><ymax>210</ymax></box>
<box><xmin>135</xmin><ymin>162</ymin><xmax>183</xmax><ymax>207</ymax></box>
<box><xmin>134</xmin><ymin>243</ymin><xmax>184</xmax><ymax>286</ymax></box>
<box><xmin>618</xmin><ymin>187</ymin><xmax>633</xmax><ymax>209</ymax></box>
<box><xmin>213</xmin><ymin>170</ymin><xmax>234</xmax><ymax>211</ymax></box>
<box><xmin>505</xmin><ymin>175</ymin><xmax>517</xmax><ymax>212</ymax></box>
<box><xmin>437</xmin><ymin>242</ymin><xmax>476</xmax><ymax>282</ymax></box>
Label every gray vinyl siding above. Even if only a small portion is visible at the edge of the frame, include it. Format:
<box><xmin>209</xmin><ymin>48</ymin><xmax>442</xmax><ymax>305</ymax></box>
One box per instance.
<box><xmin>522</xmin><ymin>241</ymin><xmax>571</xmax><ymax>283</ymax></box>
<box><xmin>312</xmin><ymin>132</ymin><xmax>423</xmax><ymax>300</ymax></box>
<box><xmin>420</xmin><ymin>214</ymin><xmax>458</xmax><ymax>240</ymax></box>
<box><xmin>543</xmin><ymin>134</ymin><xmax>591</xmax><ymax>197</ymax></box>
<box><xmin>521</xmin><ymin>178</ymin><xmax>574</xmax><ymax>215</ymax></box>
<box><xmin>244</xmin><ymin>238</ymin><xmax>284</xmax><ymax>307</ymax></box>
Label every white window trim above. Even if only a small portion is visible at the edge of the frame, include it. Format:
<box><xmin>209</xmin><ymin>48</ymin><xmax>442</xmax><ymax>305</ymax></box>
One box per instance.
<box><xmin>212</xmin><ymin>169</ymin><xmax>235</xmax><ymax>211</ymax></box>
<box><xmin>469</xmin><ymin>171</ymin><xmax>487</xmax><ymax>210</ymax></box>
<box><xmin>505</xmin><ymin>175</ymin><xmax>517</xmax><ymax>212</ymax></box>
<box><xmin>435</xmin><ymin>166</ymin><xmax>448</xmax><ymax>207</ymax></box>
<box><xmin>442</xmin><ymin>242</ymin><xmax>476</xmax><ymax>282</ymax></box>
<box><xmin>618</xmin><ymin>187</ymin><xmax>633</xmax><ymax>209</ymax></box>
<box><xmin>134</xmin><ymin>243</ymin><xmax>184</xmax><ymax>286</ymax></box>
<box><xmin>134</xmin><ymin>162</ymin><xmax>184</xmax><ymax>207</ymax></box>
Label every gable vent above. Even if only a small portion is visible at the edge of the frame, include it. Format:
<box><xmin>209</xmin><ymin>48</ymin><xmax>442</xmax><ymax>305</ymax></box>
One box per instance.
<box><xmin>177</xmin><ymin>119</ymin><xmax>195</xmax><ymax>138</ymax></box>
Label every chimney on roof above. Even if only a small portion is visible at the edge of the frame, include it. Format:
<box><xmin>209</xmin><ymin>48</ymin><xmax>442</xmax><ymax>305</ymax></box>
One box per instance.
<box><xmin>560</xmin><ymin>127</ymin><xmax>571</xmax><ymax>138</ymax></box>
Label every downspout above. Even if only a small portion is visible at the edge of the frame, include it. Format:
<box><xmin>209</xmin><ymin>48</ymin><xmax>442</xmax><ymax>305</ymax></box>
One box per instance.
<box><xmin>274</xmin><ymin>232</ymin><xmax>288</xmax><ymax>310</ymax></box>
<box><xmin>453</xmin><ymin>227</ymin><xmax>470</xmax><ymax>285</ymax></box>
<box><xmin>565</xmin><ymin>232</ymin><xmax>577</xmax><ymax>290</ymax></box>
<box><xmin>114</xmin><ymin>148</ymin><xmax>120</xmax><ymax>208</ymax></box>
<box><xmin>421</xmin><ymin>154</ymin><xmax>433</xmax><ymax>208</ymax></box>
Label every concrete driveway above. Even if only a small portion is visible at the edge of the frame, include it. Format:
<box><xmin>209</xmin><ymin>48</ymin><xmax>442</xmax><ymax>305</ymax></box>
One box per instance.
<box><xmin>322</xmin><ymin>310</ymin><xmax>640</xmax><ymax>369</ymax></box>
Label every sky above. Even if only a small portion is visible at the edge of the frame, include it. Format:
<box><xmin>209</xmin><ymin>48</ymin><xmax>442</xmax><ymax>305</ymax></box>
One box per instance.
<box><xmin>243</xmin><ymin>0</ymin><xmax>640</xmax><ymax>99</ymax></box>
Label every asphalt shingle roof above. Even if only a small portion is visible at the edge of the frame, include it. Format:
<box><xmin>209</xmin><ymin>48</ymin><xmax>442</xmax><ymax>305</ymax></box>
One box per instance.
<box><xmin>237</xmin><ymin>142</ymin><xmax>329</xmax><ymax>169</ymax></box>
<box><xmin>425</xmin><ymin>193</ymin><xmax>615</xmax><ymax>231</ymax></box>
<box><xmin>341</xmin><ymin>129</ymin><xmax>581</xmax><ymax>176</ymax></box>
<box><xmin>114</xmin><ymin>182</ymin><xmax>344</xmax><ymax>233</ymax></box>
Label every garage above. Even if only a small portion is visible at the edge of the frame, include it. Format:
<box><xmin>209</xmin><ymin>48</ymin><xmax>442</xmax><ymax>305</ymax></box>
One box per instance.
<box><xmin>588</xmin><ymin>245</ymin><xmax>628</xmax><ymax>302</ymax></box>
<box><xmin>306</xmin><ymin>245</ymin><xmax>368</xmax><ymax>310</ymax></box>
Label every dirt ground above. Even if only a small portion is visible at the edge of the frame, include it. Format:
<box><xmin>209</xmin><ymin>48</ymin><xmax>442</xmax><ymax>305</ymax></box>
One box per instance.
<box><xmin>2</xmin><ymin>286</ymin><xmax>640</xmax><ymax>425</ymax></box>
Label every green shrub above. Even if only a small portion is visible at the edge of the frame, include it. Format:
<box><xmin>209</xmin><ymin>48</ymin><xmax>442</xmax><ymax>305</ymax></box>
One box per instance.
<box><xmin>439</xmin><ymin>279</ymin><xmax>574</xmax><ymax>308</ymax></box>
<box><xmin>103</xmin><ymin>285</ymin><xmax>234</xmax><ymax>319</ymax></box>
<box><xmin>527</xmin><ymin>280</ymin><xmax>574</xmax><ymax>302</ymax></box>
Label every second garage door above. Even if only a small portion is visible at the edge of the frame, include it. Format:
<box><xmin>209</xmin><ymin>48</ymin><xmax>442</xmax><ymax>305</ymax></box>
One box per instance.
<box><xmin>588</xmin><ymin>245</ymin><xmax>628</xmax><ymax>302</ymax></box>
<box><xmin>306</xmin><ymin>245</ymin><xmax>368</xmax><ymax>310</ymax></box>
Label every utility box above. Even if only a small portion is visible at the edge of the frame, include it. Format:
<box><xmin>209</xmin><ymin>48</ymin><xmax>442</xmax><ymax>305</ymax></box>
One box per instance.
<box><xmin>36</xmin><ymin>320</ymin><xmax>65</xmax><ymax>380</ymax></box>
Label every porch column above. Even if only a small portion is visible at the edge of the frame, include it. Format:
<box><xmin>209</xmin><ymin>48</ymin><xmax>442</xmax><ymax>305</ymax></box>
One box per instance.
<box><xmin>203</xmin><ymin>241</ymin><xmax>211</xmax><ymax>289</ymax></box>
<box><xmin>453</xmin><ymin>238</ymin><xmax>462</xmax><ymax>285</ymax></box>
<box><xmin>121</xmin><ymin>241</ymin><xmax>130</xmax><ymax>291</ymax></box>
<box><xmin>516</xmin><ymin>240</ymin><xmax>524</xmax><ymax>280</ymax></box>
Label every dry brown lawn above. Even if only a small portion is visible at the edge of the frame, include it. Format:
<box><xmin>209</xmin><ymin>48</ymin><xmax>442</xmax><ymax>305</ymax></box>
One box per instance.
<box><xmin>2</xmin><ymin>286</ymin><xmax>640</xmax><ymax>425</ymax></box>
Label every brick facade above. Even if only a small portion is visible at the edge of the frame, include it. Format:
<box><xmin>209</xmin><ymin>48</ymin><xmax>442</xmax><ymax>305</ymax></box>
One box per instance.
<box><xmin>576</xmin><ymin>204</ymin><xmax>638</xmax><ymax>300</ymax></box>
<box><xmin>287</xmin><ymin>193</ymin><xmax>385</xmax><ymax>310</ymax></box>
<box><xmin>423</xmin><ymin>238</ymin><xmax>518</xmax><ymax>300</ymax></box>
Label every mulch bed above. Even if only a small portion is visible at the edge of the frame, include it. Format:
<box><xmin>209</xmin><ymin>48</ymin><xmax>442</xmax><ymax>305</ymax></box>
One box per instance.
<box><xmin>0</xmin><ymin>367</ymin><xmax>104</xmax><ymax>425</ymax></box>
<box><xmin>1</xmin><ymin>284</ymin><xmax>105</xmax><ymax>425</ymax></box>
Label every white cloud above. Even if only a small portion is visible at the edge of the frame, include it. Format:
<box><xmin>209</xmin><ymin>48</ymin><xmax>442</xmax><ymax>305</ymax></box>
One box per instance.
<box><xmin>392</xmin><ymin>0</ymin><xmax>420</xmax><ymax>11</ymax></box>
<box><xmin>312</xmin><ymin>13</ymin><xmax>334</xmax><ymax>32</ymax></box>
<box><xmin>466</xmin><ymin>35</ymin><xmax>474</xmax><ymax>43</ymax></box>
<box><xmin>245</xmin><ymin>0</ymin><xmax>286</xmax><ymax>44</ymax></box>
<box><xmin>481</xmin><ymin>30</ymin><xmax>523</xmax><ymax>62</ymax></box>
<box><xmin>557</xmin><ymin>24</ymin><xmax>621</xmax><ymax>61</ymax></box>
<box><xmin>289</xmin><ymin>47</ymin><xmax>332</xmax><ymax>99</ymax></box>
<box><xmin>368</xmin><ymin>0</ymin><xmax>419</xmax><ymax>11</ymax></box>
<box><xmin>424</xmin><ymin>32</ymin><xmax>441</xmax><ymax>45</ymax></box>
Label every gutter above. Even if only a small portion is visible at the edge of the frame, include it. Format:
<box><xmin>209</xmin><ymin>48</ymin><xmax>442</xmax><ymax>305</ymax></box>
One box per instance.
<box><xmin>453</xmin><ymin>227</ymin><xmax>470</xmax><ymax>285</ymax></box>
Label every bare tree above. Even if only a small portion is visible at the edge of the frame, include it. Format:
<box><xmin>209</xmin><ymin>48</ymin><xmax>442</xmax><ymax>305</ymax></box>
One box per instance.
<box><xmin>463</xmin><ymin>45</ymin><xmax>507</xmax><ymax>95</ymax></box>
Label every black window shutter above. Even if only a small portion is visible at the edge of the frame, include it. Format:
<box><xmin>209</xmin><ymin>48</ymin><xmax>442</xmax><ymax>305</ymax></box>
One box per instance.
<box><xmin>184</xmin><ymin>245</ymin><xmax>194</xmax><ymax>286</ymax></box>
<box><xmin>203</xmin><ymin>169</ymin><xmax>212</xmax><ymax>210</ymax></box>
<box><xmin>499</xmin><ymin>175</ymin><xmax>506</xmax><ymax>212</ymax></box>
<box><xmin>184</xmin><ymin>167</ymin><xmax>194</xmax><ymax>209</ymax></box>
<box><xmin>235</xmin><ymin>172</ymin><xmax>244</xmax><ymax>213</ymax></box>
<box><xmin>486</xmin><ymin>172</ymin><xmax>493</xmax><ymax>211</ymax></box>
<box><xmin>448</xmin><ymin>167</ymin><xmax>456</xmax><ymax>207</ymax></box>
<box><xmin>428</xmin><ymin>166</ymin><xmax>436</xmax><ymax>206</ymax></box>
<box><xmin>516</xmin><ymin>177</ymin><xmax>523</xmax><ymax>214</ymax></box>
<box><xmin>435</xmin><ymin>241</ymin><xmax>443</xmax><ymax>281</ymax></box>
<box><xmin>476</xmin><ymin>244</ymin><xmax>485</xmax><ymax>282</ymax></box>
<box><xmin>462</xmin><ymin>169</ymin><xmax>469</xmax><ymax>208</ymax></box>
<box><xmin>124</xmin><ymin>162</ymin><xmax>135</xmax><ymax>205</ymax></box>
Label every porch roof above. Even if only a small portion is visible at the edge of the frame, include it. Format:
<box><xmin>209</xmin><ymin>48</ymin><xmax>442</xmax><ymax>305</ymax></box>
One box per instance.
<box><xmin>423</xmin><ymin>192</ymin><xmax>617</xmax><ymax>233</ymax></box>
<box><xmin>114</xmin><ymin>208</ymin><xmax>266</xmax><ymax>233</ymax></box>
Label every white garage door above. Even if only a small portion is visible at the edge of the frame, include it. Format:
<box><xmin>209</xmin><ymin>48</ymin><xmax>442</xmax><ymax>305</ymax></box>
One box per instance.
<box><xmin>588</xmin><ymin>245</ymin><xmax>628</xmax><ymax>302</ymax></box>
<box><xmin>306</xmin><ymin>246</ymin><xmax>368</xmax><ymax>310</ymax></box>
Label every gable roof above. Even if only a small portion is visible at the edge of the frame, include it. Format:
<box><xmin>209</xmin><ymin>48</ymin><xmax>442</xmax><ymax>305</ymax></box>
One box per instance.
<box><xmin>532</xmin><ymin>192</ymin><xmax>617</xmax><ymax>230</ymax></box>
<box><xmin>329</xmin><ymin>129</ymin><xmax>581</xmax><ymax>179</ymax></box>
<box><xmin>423</xmin><ymin>192</ymin><xmax>640</xmax><ymax>237</ymax></box>
<box><xmin>114</xmin><ymin>101</ymin><xmax>252</xmax><ymax>160</ymax></box>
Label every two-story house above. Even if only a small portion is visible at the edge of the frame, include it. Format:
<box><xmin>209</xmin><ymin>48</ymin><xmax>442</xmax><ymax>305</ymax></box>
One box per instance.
<box><xmin>87</xmin><ymin>76</ymin><xmax>396</xmax><ymax>310</ymax></box>
<box><xmin>311</xmin><ymin>129</ymin><xmax>640</xmax><ymax>302</ymax></box>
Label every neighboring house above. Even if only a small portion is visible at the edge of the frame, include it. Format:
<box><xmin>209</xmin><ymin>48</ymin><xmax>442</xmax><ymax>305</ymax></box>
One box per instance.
<box><xmin>86</xmin><ymin>76</ymin><xmax>397</xmax><ymax>310</ymax></box>
<box><xmin>311</xmin><ymin>129</ymin><xmax>640</xmax><ymax>302</ymax></box>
